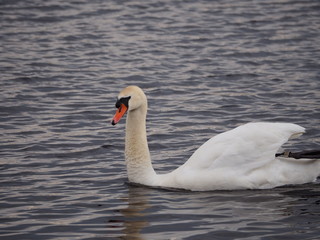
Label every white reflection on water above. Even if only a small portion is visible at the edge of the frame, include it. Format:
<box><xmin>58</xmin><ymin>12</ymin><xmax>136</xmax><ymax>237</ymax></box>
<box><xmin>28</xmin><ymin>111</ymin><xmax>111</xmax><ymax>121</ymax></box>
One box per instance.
<box><xmin>112</xmin><ymin>182</ymin><xmax>320</xmax><ymax>239</ymax></box>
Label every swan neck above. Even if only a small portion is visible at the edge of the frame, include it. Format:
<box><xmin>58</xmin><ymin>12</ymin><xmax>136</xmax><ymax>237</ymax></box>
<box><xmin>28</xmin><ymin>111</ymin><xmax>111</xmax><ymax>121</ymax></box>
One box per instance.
<box><xmin>125</xmin><ymin>105</ymin><xmax>157</xmax><ymax>185</ymax></box>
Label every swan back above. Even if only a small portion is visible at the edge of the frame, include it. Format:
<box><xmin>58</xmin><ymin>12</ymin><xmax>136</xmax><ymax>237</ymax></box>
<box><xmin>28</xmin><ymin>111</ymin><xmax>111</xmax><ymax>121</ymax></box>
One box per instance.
<box><xmin>183</xmin><ymin>122</ymin><xmax>305</xmax><ymax>173</ymax></box>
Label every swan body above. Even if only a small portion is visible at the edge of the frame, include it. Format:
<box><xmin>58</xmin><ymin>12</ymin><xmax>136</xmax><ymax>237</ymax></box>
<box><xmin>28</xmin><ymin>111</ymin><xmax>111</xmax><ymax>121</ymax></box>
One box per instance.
<box><xmin>112</xmin><ymin>86</ymin><xmax>320</xmax><ymax>191</ymax></box>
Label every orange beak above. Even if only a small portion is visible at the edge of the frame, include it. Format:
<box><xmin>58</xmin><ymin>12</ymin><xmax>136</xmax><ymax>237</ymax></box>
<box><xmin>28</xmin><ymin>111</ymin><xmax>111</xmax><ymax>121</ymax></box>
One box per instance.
<box><xmin>111</xmin><ymin>103</ymin><xmax>128</xmax><ymax>125</ymax></box>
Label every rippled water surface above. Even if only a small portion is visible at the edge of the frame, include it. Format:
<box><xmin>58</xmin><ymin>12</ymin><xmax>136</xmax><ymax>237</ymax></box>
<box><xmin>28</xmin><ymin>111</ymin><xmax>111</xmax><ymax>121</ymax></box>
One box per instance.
<box><xmin>1</xmin><ymin>0</ymin><xmax>320</xmax><ymax>239</ymax></box>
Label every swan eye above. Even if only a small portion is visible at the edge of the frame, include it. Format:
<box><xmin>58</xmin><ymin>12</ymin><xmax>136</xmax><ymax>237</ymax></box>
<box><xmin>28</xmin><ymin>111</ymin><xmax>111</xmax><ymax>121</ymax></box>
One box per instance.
<box><xmin>115</xmin><ymin>96</ymin><xmax>131</xmax><ymax>109</ymax></box>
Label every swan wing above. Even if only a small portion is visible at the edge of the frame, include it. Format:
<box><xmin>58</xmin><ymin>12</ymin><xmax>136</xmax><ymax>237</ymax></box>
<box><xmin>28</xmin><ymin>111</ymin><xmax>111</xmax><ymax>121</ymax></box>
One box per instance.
<box><xmin>180</xmin><ymin>122</ymin><xmax>305</xmax><ymax>174</ymax></box>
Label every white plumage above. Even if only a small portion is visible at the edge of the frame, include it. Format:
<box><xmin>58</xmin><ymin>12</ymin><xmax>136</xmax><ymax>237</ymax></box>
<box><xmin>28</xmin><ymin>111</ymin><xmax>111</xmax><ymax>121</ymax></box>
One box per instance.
<box><xmin>112</xmin><ymin>86</ymin><xmax>320</xmax><ymax>191</ymax></box>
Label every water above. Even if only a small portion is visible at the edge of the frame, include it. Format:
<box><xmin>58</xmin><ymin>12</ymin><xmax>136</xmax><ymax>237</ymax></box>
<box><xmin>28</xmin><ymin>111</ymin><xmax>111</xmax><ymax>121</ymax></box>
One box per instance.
<box><xmin>1</xmin><ymin>0</ymin><xmax>320</xmax><ymax>239</ymax></box>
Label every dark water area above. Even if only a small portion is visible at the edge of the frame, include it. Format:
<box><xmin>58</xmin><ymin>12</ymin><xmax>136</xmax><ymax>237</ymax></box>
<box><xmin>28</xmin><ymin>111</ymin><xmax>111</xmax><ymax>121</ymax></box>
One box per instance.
<box><xmin>1</xmin><ymin>0</ymin><xmax>320</xmax><ymax>239</ymax></box>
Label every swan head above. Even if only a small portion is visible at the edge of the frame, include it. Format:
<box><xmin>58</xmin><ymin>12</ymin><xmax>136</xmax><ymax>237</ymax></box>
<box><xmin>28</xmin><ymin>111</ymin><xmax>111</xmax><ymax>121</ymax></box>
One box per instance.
<box><xmin>111</xmin><ymin>86</ymin><xmax>147</xmax><ymax>125</ymax></box>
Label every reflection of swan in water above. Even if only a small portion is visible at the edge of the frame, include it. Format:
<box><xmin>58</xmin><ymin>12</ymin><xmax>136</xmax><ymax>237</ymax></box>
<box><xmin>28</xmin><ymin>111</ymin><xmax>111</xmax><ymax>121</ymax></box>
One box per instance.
<box><xmin>106</xmin><ymin>185</ymin><xmax>151</xmax><ymax>239</ymax></box>
<box><xmin>111</xmin><ymin>85</ymin><xmax>320</xmax><ymax>191</ymax></box>
<box><xmin>120</xmin><ymin>186</ymin><xmax>150</xmax><ymax>239</ymax></box>
<box><xmin>109</xmin><ymin>183</ymin><xmax>320</xmax><ymax>239</ymax></box>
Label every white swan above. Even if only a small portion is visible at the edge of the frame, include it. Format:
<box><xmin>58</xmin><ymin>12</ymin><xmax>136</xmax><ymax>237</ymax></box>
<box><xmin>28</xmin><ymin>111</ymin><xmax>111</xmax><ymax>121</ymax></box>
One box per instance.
<box><xmin>111</xmin><ymin>86</ymin><xmax>320</xmax><ymax>191</ymax></box>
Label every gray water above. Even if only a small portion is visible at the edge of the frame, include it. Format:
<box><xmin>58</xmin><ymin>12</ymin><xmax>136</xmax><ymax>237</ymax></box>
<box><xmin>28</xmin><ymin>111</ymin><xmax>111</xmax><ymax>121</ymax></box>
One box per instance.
<box><xmin>1</xmin><ymin>0</ymin><xmax>320</xmax><ymax>239</ymax></box>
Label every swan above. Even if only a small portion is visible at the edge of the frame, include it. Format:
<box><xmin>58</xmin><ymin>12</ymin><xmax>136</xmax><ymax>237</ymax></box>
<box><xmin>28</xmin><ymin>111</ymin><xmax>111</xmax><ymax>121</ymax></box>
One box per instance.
<box><xmin>111</xmin><ymin>85</ymin><xmax>320</xmax><ymax>191</ymax></box>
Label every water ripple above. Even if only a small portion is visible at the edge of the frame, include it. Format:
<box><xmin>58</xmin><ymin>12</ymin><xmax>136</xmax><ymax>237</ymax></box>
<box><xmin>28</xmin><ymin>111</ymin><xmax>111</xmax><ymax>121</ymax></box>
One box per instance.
<box><xmin>1</xmin><ymin>0</ymin><xmax>320</xmax><ymax>239</ymax></box>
